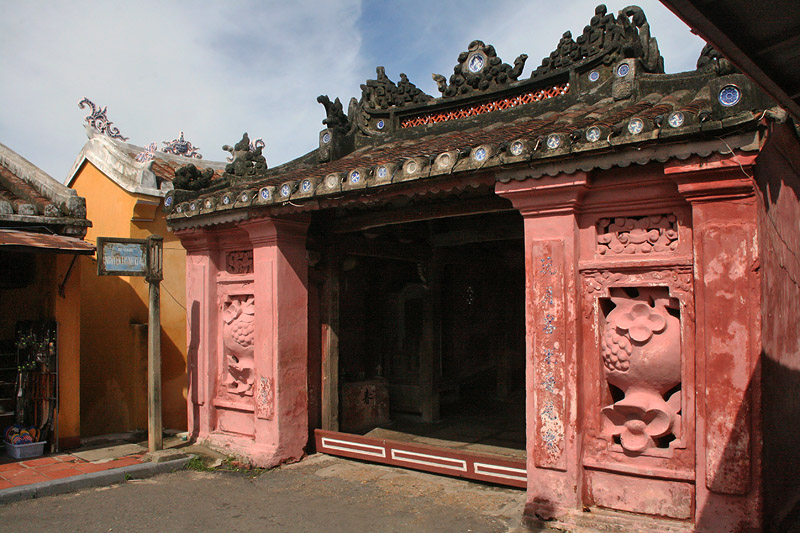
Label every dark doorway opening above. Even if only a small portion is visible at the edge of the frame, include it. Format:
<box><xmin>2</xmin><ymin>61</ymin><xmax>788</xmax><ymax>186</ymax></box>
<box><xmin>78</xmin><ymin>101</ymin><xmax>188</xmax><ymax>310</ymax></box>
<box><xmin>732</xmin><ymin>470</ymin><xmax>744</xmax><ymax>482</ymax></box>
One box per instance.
<box><xmin>320</xmin><ymin>207</ymin><xmax>526</xmax><ymax>460</ymax></box>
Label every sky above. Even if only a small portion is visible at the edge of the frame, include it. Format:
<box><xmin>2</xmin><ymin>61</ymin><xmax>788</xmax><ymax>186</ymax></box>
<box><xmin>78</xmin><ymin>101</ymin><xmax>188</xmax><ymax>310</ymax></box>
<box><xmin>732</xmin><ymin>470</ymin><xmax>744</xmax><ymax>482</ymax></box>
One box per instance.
<box><xmin>0</xmin><ymin>1</ymin><xmax>706</xmax><ymax>182</ymax></box>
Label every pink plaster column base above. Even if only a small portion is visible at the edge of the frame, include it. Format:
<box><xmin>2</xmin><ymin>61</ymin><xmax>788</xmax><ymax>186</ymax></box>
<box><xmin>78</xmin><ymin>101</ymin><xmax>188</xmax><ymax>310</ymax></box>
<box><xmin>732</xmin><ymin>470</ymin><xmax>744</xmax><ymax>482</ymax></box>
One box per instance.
<box><xmin>201</xmin><ymin>433</ymin><xmax>303</xmax><ymax>469</ymax></box>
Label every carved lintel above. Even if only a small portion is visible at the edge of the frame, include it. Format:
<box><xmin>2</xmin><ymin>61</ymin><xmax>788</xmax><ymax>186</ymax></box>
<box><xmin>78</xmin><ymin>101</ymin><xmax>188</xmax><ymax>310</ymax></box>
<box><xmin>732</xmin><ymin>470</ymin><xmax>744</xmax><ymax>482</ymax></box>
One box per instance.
<box><xmin>596</xmin><ymin>214</ymin><xmax>678</xmax><ymax>255</ymax></box>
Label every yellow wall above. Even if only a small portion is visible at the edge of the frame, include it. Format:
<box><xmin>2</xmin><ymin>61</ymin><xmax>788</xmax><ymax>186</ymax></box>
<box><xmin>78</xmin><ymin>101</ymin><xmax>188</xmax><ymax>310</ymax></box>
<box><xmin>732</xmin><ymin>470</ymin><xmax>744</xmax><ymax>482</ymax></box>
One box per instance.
<box><xmin>0</xmin><ymin>252</ymin><xmax>82</xmax><ymax>447</ymax></box>
<box><xmin>54</xmin><ymin>253</ymin><xmax>81</xmax><ymax>446</ymax></box>
<box><xmin>71</xmin><ymin>161</ymin><xmax>187</xmax><ymax>435</ymax></box>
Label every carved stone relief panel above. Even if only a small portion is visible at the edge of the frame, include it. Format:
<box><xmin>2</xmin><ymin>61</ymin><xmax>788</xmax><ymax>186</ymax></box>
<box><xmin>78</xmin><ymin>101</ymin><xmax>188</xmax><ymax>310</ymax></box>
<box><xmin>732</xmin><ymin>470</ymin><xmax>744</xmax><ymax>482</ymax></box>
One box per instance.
<box><xmin>582</xmin><ymin>268</ymin><xmax>694</xmax><ymax>463</ymax></box>
<box><xmin>226</xmin><ymin>250</ymin><xmax>254</xmax><ymax>274</ymax></box>
<box><xmin>600</xmin><ymin>286</ymin><xmax>681</xmax><ymax>454</ymax></box>
<box><xmin>222</xmin><ymin>294</ymin><xmax>256</xmax><ymax>396</ymax></box>
<box><xmin>596</xmin><ymin>215</ymin><xmax>678</xmax><ymax>255</ymax></box>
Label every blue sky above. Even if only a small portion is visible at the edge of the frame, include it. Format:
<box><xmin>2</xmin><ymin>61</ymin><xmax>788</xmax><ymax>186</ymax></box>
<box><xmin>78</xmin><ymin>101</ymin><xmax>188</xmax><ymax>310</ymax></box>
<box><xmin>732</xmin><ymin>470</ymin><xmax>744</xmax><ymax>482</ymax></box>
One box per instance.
<box><xmin>0</xmin><ymin>1</ymin><xmax>705</xmax><ymax>182</ymax></box>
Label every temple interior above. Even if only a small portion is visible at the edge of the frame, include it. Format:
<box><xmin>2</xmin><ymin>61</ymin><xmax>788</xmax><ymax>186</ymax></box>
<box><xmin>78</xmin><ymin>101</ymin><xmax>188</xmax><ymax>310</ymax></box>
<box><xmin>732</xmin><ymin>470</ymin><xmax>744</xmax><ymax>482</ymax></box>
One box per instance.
<box><xmin>313</xmin><ymin>202</ymin><xmax>527</xmax><ymax>458</ymax></box>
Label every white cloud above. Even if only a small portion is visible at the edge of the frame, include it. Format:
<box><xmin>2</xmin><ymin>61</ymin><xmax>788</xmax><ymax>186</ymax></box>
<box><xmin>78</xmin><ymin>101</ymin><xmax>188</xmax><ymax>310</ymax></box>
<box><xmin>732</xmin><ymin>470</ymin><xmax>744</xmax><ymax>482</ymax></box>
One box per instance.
<box><xmin>0</xmin><ymin>0</ymin><xmax>706</xmax><ymax>182</ymax></box>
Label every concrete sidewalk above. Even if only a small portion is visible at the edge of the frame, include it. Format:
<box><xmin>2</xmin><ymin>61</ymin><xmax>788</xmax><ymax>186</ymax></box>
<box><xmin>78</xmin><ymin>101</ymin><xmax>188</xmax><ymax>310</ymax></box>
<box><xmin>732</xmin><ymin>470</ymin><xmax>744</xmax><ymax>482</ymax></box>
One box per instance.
<box><xmin>0</xmin><ymin>432</ymin><xmax>209</xmax><ymax>504</ymax></box>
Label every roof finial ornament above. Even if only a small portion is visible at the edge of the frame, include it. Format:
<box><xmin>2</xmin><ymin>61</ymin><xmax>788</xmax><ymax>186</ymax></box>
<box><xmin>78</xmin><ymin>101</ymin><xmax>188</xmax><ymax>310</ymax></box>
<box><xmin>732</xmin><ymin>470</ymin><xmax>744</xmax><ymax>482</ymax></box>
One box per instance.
<box><xmin>360</xmin><ymin>67</ymin><xmax>432</xmax><ymax>110</ymax></box>
<box><xmin>162</xmin><ymin>131</ymin><xmax>202</xmax><ymax>159</ymax></box>
<box><xmin>135</xmin><ymin>142</ymin><xmax>159</xmax><ymax>163</ymax></box>
<box><xmin>317</xmin><ymin>95</ymin><xmax>349</xmax><ymax>131</ymax></box>
<box><xmin>225</xmin><ymin>135</ymin><xmax>265</xmax><ymax>163</ymax></box>
<box><xmin>432</xmin><ymin>40</ymin><xmax>528</xmax><ymax>98</ymax></box>
<box><xmin>531</xmin><ymin>4</ymin><xmax>664</xmax><ymax>79</ymax></box>
<box><xmin>78</xmin><ymin>97</ymin><xmax>129</xmax><ymax>141</ymax></box>
<box><xmin>222</xmin><ymin>133</ymin><xmax>268</xmax><ymax>179</ymax></box>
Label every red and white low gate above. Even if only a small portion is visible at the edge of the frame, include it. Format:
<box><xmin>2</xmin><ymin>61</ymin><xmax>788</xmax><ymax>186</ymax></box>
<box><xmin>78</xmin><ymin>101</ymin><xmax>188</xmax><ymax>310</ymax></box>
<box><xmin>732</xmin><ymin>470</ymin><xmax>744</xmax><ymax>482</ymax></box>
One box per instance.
<box><xmin>314</xmin><ymin>429</ymin><xmax>526</xmax><ymax>489</ymax></box>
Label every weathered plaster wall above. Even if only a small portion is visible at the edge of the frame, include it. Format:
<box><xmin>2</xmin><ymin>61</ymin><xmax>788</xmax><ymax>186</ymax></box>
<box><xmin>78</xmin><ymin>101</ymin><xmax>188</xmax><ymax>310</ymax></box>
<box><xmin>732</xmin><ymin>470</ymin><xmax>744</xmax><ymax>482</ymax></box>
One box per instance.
<box><xmin>71</xmin><ymin>161</ymin><xmax>187</xmax><ymax>435</ymax></box>
<box><xmin>54</xmin><ymin>253</ymin><xmax>81</xmax><ymax>447</ymax></box>
<box><xmin>754</xmin><ymin>123</ymin><xmax>800</xmax><ymax>529</ymax></box>
<box><xmin>0</xmin><ymin>253</ymin><xmax>81</xmax><ymax>447</ymax></box>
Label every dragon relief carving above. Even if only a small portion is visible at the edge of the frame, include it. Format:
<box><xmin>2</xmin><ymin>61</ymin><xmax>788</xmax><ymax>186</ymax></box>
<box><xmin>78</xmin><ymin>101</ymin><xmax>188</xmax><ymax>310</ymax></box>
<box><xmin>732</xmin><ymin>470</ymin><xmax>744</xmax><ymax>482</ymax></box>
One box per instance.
<box><xmin>222</xmin><ymin>295</ymin><xmax>256</xmax><ymax>396</ymax></box>
<box><xmin>531</xmin><ymin>4</ymin><xmax>664</xmax><ymax>79</ymax></box>
<box><xmin>433</xmin><ymin>40</ymin><xmax>527</xmax><ymax>98</ymax></box>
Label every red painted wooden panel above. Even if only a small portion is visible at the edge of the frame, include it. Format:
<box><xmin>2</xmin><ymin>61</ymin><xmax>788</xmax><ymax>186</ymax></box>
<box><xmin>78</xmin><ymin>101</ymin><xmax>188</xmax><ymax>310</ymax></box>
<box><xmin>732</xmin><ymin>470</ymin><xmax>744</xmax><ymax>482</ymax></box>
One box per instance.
<box><xmin>314</xmin><ymin>429</ymin><xmax>526</xmax><ymax>489</ymax></box>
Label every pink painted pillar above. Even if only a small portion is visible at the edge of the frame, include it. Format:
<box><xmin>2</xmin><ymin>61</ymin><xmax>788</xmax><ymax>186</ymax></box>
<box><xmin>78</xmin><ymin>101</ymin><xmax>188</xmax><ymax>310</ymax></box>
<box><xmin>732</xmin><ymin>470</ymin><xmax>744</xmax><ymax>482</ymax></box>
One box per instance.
<box><xmin>181</xmin><ymin>229</ymin><xmax>218</xmax><ymax>443</ymax></box>
<box><xmin>177</xmin><ymin>216</ymin><xmax>309</xmax><ymax>467</ymax></box>
<box><xmin>241</xmin><ymin>217</ymin><xmax>310</xmax><ymax>466</ymax></box>
<box><xmin>667</xmin><ymin>155</ymin><xmax>763</xmax><ymax>531</ymax></box>
<box><xmin>496</xmin><ymin>173</ymin><xmax>589</xmax><ymax>519</ymax></box>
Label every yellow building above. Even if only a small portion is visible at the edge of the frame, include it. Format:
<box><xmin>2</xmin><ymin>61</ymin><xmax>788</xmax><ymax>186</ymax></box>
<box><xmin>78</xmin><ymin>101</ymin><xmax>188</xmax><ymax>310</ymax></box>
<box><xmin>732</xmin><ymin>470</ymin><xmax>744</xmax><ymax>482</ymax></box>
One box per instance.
<box><xmin>67</xmin><ymin>126</ymin><xmax>224</xmax><ymax>436</ymax></box>
<box><xmin>0</xmin><ymin>141</ymin><xmax>93</xmax><ymax>449</ymax></box>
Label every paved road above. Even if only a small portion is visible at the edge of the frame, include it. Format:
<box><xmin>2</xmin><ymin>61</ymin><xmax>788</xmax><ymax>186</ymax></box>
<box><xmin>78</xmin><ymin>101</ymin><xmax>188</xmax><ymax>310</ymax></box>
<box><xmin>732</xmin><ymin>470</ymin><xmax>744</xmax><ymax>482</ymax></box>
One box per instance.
<box><xmin>0</xmin><ymin>454</ymin><xmax>532</xmax><ymax>532</ymax></box>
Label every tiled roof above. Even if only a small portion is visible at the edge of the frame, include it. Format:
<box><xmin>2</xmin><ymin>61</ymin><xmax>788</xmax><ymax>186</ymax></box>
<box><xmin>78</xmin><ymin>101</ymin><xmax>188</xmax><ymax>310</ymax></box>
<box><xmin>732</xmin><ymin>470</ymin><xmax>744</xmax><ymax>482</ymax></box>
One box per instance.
<box><xmin>165</xmin><ymin>5</ymin><xmax>779</xmax><ymax>228</ymax></box>
<box><xmin>0</xmin><ymin>142</ymin><xmax>90</xmax><ymax>237</ymax></box>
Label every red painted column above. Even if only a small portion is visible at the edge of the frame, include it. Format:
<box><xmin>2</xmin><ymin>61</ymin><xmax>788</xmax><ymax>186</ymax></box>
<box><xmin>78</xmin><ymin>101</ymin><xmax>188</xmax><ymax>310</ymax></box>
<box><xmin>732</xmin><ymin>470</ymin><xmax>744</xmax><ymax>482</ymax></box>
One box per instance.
<box><xmin>668</xmin><ymin>155</ymin><xmax>763</xmax><ymax>531</ymax></box>
<box><xmin>496</xmin><ymin>173</ymin><xmax>588</xmax><ymax>519</ymax></box>
<box><xmin>241</xmin><ymin>217</ymin><xmax>310</xmax><ymax>466</ymax></box>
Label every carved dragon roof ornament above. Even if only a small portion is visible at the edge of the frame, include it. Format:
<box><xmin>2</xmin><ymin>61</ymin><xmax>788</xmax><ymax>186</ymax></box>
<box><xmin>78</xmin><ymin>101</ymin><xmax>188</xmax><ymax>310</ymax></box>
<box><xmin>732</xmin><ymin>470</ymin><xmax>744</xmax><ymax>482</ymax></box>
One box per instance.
<box><xmin>78</xmin><ymin>98</ymin><xmax>129</xmax><ymax>141</ymax></box>
<box><xmin>162</xmin><ymin>131</ymin><xmax>202</xmax><ymax>159</ymax></box>
<box><xmin>432</xmin><ymin>40</ymin><xmax>528</xmax><ymax>98</ymax></box>
<box><xmin>360</xmin><ymin>67</ymin><xmax>433</xmax><ymax>110</ymax></box>
<box><xmin>225</xmin><ymin>136</ymin><xmax>265</xmax><ymax>163</ymax></box>
<box><xmin>223</xmin><ymin>132</ymin><xmax>268</xmax><ymax>179</ymax></box>
<box><xmin>696</xmin><ymin>44</ymin><xmax>739</xmax><ymax>76</ymax></box>
<box><xmin>317</xmin><ymin>95</ymin><xmax>349</xmax><ymax>131</ymax></box>
<box><xmin>531</xmin><ymin>4</ymin><xmax>663</xmax><ymax>79</ymax></box>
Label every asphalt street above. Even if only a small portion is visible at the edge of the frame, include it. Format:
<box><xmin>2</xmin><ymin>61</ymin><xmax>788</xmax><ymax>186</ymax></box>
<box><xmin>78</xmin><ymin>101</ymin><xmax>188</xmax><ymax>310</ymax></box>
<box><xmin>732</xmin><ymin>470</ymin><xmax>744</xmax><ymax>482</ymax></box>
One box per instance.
<box><xmin>0</xmin><ymin>454</ymin><xmax>533</xmax><ymax>532</ymax></box>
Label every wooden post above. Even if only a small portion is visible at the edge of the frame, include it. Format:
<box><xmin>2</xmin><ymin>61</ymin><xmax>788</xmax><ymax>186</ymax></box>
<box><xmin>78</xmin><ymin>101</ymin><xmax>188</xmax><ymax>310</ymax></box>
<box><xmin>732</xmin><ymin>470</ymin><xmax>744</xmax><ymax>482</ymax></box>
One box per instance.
<box><xmin>146</xmin><ymin>235</ymin><xmax>163</xmax><ymax>452</ymax></box>
<box><xmin>420</xmin><ymin>242</ymin><xmax>441</xmax><ymax>422</ymax></box>
<box><xmin>321</xmin><ymin>250</ymin><xmax>340</xmax><ymax>431</ymax></box>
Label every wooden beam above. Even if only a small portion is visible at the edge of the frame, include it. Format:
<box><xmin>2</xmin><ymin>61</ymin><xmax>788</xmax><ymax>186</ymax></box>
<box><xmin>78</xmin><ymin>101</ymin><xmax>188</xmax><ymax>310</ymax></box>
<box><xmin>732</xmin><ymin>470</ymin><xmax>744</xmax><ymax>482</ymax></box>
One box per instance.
<box><xmin>320</xmin><ymin>250</ymin><xmax>340</xmax><ymax>431</ymax></box>
<box><xmin>336</xmin><ymin>234</ymin><xmax>429</xmax><ymax>263</ymax></box>
<box><xmin>331</xmin><ymin>195</ymin><xmax>515</xmax><ymax>234</ymax></box>
<box><xmin>431</xmin><ymin>224</ymin><xmax>523</xmax><ymax>247</ymax></box>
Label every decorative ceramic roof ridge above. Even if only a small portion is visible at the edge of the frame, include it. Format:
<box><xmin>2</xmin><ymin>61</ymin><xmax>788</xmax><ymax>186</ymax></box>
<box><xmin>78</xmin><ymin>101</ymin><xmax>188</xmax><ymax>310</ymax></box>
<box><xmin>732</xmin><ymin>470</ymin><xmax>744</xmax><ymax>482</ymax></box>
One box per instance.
<box><xmin>164</xmin><ymin>4</ymin><xmax>779</xmax><ymax>227</ymax></box>
<box><xmin>66</xmin><ymin>126</ymin><xmax>226</xmax><ymax>197</ymax></box>
<box><xmin>165</xmin><ymin>104</ymin><xmax>765</xmax><ymax>226</ymax></box>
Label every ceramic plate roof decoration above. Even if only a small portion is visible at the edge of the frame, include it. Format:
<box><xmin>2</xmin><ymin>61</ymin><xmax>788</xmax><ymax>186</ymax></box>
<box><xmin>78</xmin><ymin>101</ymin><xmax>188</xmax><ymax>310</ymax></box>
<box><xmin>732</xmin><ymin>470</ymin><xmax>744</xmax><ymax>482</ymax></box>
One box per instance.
<box><xmin>164</xmin><ymin>3</ymin><xmax>776</xmax><ymax>228</ymax></box>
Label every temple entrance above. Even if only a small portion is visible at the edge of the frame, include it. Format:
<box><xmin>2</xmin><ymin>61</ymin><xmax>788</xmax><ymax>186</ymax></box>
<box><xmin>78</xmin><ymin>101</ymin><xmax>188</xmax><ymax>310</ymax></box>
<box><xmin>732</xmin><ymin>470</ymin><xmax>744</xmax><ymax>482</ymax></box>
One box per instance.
<box><xmin>310</xmin><ymin>198</ymin><xmax>527</xmax><ymax>487</ymax></box>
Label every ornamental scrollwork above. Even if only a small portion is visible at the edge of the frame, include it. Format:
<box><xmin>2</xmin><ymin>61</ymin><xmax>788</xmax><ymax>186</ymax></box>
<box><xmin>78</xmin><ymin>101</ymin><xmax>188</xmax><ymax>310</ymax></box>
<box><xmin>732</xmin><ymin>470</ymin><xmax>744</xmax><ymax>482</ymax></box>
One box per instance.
<box><xmin>78</xmin><ymin>98</ymin><xmax>129</xmax><ymax>141</ymax></box>
<box><xmin>596</xmin><ymin>214</ymin><xmax>678</xmax><ymax>255</ymax></box>
<box><xmin>162</xmin><ymin>131</ymin><xmax>202</xmax><ymax>159</ymax></box>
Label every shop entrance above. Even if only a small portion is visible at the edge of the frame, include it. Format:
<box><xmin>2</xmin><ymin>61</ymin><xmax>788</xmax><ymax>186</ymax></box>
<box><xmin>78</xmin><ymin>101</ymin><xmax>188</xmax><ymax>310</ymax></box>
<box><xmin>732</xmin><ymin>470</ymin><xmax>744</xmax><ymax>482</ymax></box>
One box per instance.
<box><xmin>311</xmin><ymin>198</ymin><xmax>527</xmax><ymax>487</ymax></box>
